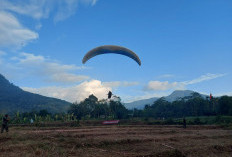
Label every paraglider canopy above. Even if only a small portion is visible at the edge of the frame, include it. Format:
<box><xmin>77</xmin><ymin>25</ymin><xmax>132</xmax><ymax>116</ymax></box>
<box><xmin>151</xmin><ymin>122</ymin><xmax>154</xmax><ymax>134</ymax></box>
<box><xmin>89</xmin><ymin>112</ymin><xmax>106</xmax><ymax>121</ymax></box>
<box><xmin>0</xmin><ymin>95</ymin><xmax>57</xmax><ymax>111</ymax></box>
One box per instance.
<box><xmin>82</xmin><ymin>45</ymin><xmax>141</xmax><ymax>66</ymax></box>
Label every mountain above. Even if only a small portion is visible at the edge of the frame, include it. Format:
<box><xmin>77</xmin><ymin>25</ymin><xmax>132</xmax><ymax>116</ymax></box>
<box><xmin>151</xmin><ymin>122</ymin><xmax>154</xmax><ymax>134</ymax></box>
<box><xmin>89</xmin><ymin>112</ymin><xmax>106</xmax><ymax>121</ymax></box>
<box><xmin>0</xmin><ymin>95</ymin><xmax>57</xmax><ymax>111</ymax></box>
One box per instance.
<box><xmin>0</xmin><ymin>74</ymin><xmax>71</xmax><ymax>114</ymax></box>
<box><xmin>124</xmin><ymin>97</ymin><xmax>159</xmax><ymax>109</ymax></box>
<box><xmin>125</xmin><ymin>90</ymin><xmax>208</xmax><ymax>109</ymax></box>
<box><xmin>163</xmin><ymin>90</ymin><xmax>207</xmax><ymax>102</ymax></box>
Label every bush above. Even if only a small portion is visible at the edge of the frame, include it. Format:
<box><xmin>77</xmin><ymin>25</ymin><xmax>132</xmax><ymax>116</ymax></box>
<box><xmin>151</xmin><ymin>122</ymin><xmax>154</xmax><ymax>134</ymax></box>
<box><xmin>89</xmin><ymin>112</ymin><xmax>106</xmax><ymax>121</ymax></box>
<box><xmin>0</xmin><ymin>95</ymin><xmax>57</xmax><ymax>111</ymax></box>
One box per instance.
<box><xmin>194</xmin><ymin>117</ymin><xmax>201</xmax><ymax>125</ymax></box>
<box><xmin>164</xmin><ymin>118</ymin><xmax>174</xmax><ymax>125</ymax></box>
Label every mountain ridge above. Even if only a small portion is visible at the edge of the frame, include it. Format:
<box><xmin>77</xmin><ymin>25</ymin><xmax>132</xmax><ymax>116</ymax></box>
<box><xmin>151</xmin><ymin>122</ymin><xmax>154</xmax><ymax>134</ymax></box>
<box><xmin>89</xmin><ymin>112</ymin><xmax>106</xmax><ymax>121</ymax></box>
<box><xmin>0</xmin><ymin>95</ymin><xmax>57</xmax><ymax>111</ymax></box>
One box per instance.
<box><xmin>0</xmin><ymin>74</ymin><xmax>71</xmax><ymax>114</ymax></box>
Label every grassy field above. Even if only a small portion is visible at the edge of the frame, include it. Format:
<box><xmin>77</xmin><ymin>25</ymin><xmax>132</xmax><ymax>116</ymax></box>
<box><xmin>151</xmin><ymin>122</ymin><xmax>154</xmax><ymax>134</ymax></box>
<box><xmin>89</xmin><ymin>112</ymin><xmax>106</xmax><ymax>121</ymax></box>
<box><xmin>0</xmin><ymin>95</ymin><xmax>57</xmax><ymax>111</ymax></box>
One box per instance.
<box><xmin>0</xmin><ymin>125</ymin><xmax>232</xmax><ymax>157</ymax></box>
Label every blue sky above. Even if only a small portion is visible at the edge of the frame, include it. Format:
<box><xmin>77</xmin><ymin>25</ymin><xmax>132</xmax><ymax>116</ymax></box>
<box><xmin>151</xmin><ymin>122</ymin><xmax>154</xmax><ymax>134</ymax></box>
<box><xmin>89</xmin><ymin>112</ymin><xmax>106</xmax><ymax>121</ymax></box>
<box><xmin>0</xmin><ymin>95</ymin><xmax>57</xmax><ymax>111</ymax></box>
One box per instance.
<box><xmin>0</xmin><ymin>0</ymin><xmax>231</xmax><ymax>103</ymax></box>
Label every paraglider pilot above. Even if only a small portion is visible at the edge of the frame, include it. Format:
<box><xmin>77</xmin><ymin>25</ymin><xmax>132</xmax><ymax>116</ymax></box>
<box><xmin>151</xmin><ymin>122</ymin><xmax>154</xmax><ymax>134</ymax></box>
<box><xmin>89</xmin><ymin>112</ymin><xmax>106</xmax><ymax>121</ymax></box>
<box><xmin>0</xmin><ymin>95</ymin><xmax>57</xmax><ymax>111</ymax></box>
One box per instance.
<box><xmin>183</xmin><ymin>117</ymin><xmax>186</xmax><ymax>129</ymax></box>
<box><xmin>108</xmin><ymin>91</ymin><xmax>112</xmax><ymax>99</ymax></box>
<box><xmin>1</xmin><ymin>114</ymin><xmax>9</xmax><ymax>133</ymax></box>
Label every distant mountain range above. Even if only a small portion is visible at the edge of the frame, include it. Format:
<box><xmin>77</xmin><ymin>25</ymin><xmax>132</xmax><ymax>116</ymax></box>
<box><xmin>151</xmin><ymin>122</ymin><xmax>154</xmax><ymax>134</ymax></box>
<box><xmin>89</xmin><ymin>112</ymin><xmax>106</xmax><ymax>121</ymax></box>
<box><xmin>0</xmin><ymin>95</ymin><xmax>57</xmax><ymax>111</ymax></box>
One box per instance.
<box><xmin>125</xmin><ymin>90</ymin><xmax>208</xmax><ymax>109</ymax></box>
<box><xmin>0</xmin><ymin>74</ymin><xmax>71</xmax><ymax>114</ymax></box>
<box><xmin>124</xmin><ymin>97</ymin><xmax>159</xmax><ymax>109</ymax></box>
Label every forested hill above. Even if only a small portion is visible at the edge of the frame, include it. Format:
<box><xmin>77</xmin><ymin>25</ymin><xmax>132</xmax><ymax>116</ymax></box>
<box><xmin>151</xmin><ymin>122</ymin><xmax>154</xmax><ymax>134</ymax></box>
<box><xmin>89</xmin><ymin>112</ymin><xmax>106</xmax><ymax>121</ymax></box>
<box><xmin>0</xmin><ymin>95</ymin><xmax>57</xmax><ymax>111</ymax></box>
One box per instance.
<box><xmin>0</xmin><ymin>74</ymin><xmax>71</xmax><ymax>114</ymax></box>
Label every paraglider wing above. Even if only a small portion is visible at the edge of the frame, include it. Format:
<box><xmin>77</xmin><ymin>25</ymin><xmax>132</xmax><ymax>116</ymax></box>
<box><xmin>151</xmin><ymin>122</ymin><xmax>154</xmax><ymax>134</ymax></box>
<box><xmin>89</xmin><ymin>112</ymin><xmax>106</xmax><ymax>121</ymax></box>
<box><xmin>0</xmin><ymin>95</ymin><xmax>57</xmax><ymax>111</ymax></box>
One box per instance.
<box><xmin>82</xmin><ymin>45</ymin><xmax>141</xmax><ymax>66</ymax></box>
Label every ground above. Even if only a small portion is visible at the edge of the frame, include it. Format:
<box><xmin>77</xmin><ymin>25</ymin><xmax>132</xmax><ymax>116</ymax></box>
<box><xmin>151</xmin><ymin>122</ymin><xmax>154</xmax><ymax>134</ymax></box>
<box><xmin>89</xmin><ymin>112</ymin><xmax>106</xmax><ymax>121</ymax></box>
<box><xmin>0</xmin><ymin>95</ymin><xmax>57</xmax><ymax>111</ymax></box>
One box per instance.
<box><xmin>0</xmin><ymin>125</ymin><xmax>232</xmax><ymax>157</ymax></box>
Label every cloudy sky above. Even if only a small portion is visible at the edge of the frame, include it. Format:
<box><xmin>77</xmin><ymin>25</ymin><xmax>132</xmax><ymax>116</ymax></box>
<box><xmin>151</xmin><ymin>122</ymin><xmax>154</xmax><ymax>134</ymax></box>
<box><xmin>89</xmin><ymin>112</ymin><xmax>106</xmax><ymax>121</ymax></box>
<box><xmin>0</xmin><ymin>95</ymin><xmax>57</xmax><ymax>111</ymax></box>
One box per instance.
<box><xmin>0</xmin><ymin>0</ymin><xmax>231</xmax><ymax>103</ymax></box>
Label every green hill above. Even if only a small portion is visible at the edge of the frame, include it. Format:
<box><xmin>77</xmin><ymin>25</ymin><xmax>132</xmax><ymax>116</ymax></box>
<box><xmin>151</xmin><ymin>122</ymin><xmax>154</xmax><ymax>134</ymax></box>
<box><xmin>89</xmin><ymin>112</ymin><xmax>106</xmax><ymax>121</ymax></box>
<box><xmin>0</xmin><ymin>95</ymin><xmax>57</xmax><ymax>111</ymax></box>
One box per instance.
<box><xmin>0</xmin><ymin>74</ymin><xmax>71</xmax><ymax>114</ymax></box>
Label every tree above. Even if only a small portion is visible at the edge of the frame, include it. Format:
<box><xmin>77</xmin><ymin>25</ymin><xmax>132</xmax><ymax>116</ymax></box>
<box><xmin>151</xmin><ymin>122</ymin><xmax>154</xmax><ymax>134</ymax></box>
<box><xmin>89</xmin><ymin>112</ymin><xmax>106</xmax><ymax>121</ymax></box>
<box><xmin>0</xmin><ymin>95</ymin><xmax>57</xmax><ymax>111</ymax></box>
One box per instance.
<box><xmin>92</xmin><ymin>103</ymin><xmax>109</xmax><ymax>118</ymax></box>
<box><xmin>109</xmin><ymin>101</ymin><xmax>128</xmax><ymax>119</ymax></box>
<box><xmin>218</xmin><ymin>96</ymin><xmax>232</xmax><ymax>115</ymax></box>
<box><xmin>38</xmin><ymin>109</ymin><xmax>51</xmax><ymax>117</ymax></box>
<box><xmin>68</xmin><ymin>94</ymin><xmax>99</xmax><ymax>119</ymax></box>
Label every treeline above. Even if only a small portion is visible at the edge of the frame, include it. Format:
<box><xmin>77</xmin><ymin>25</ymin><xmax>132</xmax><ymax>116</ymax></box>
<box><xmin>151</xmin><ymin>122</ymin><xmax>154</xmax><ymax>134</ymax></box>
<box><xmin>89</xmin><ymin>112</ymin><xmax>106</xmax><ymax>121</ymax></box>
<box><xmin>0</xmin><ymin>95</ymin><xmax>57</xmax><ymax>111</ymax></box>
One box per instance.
<box><xmin>68</xmin><ymin>93</ymin><xmax>232</xmax><ymax>120</ymax></box>
<box><xmin>1</xmin><ymin>110</ymin><xmax>74</xmax><ymax>124</ymax></box>
<box><xmin>1</xmin><ymin>94</ymin><xmax>129</xmax><ymax>124</ymax></box>
<box><xmin>136</xmin><ymin>93</ymin><xmax>232</xmax><ymax>118</ymax></box>
<box><xmin>3</xmin><ymin>93</ymin><xmax>232</xmax><ymax>124</ymax></box>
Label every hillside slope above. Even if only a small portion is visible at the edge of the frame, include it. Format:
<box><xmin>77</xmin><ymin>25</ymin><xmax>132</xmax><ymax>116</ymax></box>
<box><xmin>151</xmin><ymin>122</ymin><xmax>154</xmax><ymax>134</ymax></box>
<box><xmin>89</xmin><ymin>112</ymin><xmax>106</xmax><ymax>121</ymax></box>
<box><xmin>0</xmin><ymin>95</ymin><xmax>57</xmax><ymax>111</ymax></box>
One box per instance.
<box><xmin>0</xmin><ymin>74</ymin><xmax>71</xmax><ymax>114</ymax></box>
<box><xmin>125</xmin><ymin>97</ymin><xmax>158</xmax><ymax>109</ymax></box>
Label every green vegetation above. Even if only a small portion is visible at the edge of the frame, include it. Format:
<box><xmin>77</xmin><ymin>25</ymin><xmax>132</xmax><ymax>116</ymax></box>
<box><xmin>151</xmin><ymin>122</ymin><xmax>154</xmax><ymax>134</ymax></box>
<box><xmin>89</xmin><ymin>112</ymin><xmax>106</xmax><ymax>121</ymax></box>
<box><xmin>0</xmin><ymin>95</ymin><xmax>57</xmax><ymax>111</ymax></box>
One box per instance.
<box><xmin>1</xmin><ymin>92</ymin><xmax>231</xmax><ymax>126</ymax></box>
<box><xmin>141</xmin><ymin>93</ymin><xmax>232</xmax><ymax>118</ymax></box>
<box><xmin>68</xmin><ymin>94</ymin><xmax>128</xmax><ymax>120</ymax></box>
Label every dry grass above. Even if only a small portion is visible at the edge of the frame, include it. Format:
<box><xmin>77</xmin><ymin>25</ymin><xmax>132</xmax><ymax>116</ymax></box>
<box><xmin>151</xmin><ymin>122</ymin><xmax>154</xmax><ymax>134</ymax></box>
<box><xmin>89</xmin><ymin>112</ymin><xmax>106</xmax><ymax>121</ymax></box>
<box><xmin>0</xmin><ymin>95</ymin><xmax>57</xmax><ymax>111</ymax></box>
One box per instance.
<box><xmin>0</xmin><ymin>125</ymin><xmax>232</xmax><ymax>157</ymax></box>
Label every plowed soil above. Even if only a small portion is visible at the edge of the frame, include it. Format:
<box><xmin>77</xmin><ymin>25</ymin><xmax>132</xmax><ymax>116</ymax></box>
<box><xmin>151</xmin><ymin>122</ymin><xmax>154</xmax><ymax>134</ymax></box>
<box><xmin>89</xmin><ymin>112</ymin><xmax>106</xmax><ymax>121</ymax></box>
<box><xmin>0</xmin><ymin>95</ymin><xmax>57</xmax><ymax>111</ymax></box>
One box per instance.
<box><xmin>0</xmin><ymin>125</ymin><xmax>231</xmax><ymax>157</ymax></box>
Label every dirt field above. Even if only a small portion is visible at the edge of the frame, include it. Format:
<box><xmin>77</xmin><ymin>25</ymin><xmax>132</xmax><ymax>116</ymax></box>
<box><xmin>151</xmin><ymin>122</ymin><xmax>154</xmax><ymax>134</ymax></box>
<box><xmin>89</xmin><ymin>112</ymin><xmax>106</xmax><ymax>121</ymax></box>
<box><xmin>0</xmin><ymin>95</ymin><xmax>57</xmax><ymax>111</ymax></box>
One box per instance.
<box><xmin>0</xmin><ymin>125</ymin><xmax>232</xmax><ymax>157</ymax></box>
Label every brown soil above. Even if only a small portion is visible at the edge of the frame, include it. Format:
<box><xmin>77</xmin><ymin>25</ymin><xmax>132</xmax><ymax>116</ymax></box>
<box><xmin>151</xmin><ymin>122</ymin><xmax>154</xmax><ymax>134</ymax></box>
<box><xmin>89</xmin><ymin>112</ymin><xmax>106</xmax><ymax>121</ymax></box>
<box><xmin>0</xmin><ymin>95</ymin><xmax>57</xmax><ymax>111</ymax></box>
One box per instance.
<box><xmin>0</xmin><ymin>125</ymin><xmax>231</xmax><ymax>157</ymax></box>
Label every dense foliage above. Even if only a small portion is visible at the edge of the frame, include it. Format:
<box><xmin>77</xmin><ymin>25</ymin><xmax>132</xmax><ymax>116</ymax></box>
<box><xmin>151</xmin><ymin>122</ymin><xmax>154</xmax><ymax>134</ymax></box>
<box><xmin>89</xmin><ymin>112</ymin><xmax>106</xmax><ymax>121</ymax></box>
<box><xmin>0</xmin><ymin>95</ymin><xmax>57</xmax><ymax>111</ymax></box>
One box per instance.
<box><xmin>67</xmin><ymin>93</ymin><xmax>232</xmax><ymax>120</ymax></box>
<box><xmin>0</xmin><ymin>110</ymin><xmax>76</xmax><ymax>124</ymax></box>
<box><xmin>141</xmin><ymin>93</ymin><xmax>232</xmax><ymax>118</ymax></box>
<box><xmin>68</xmin><ymin>95</ymin><xmax>129</xmax><ymax>119</ymax></box>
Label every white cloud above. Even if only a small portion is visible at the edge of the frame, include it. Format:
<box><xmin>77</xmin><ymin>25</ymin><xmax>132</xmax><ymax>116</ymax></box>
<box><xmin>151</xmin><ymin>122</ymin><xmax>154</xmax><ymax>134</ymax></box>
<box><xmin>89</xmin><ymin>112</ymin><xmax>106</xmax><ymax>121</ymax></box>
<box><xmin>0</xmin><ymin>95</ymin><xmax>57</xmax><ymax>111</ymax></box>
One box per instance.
<box><xmin>103</xmin><ymin>81</ymin><xmax>139</xmax><ymax>88</ymax></box>
<box><xmin>22</xmin><ymin>79</ymin><xmax>139</xmax><ymax>103</ymax></box>
<box><xmin>0</xmin><ymin>11</ymin><xmax>38</xmax><ymax>48</ymax></box>
<box><xmin>12</xmin><ymin>52</ymin><xmax>89</xmax><ymax>83</ymax></box>
<box><xmin>182</xmin><ymin>73</ymin><xmax>226</xmax><ymax>85</ymax></box>
<box><xmin>0</xmin><ymin>0</ymin><xmax>51</xmax><ymax>19</ymax></box>
<box><xmin>81</xmin><ymin>0</ymin><xmax>98</xmax><ymax>6</ymax></box>
<box><xmin>157</xmin><ymin>74</ymin><xmax>175</xmax><ymax>79</ymax></box>
<box><xmin>91</xmin><ymin>0</ymin><xmax>98</xmax><ymax>6</ymax></box>
<box><xmin>15</xmin><ymin>52</ymin><xmax>45</xmax><ymax>63</ymax></box>
<box><xmin>0</xmin><ymin>0</ymin><xmax>50</xmax><ymax>19</ymax></box>
<box><xmin>145</xmin><ymin>73</ymin><xmax>226</xmax><ymax>91</ymax></box>
<box><xmin>23</xmin><ymin>80</ymin><xmax>111</xmax><ymax>103</ymax></box>
<box><xmin>53</xmin><ymin>0</ymin><xmax>79</xmax><ymax>22</ymax></box>
<box><xmin>145</xmin><ymin>81</ymin><xmax>183</xmax><ymax>91</ymax></box>
<box><xmin>0</xmin><ymin>0</ymin><xmax>98</xmax><ymax>48</ymax></box>
<box><xmin>51</xmin><ymin>73</ymin><xmax>89</xmax><ymax>83</ymax></box>
<box><xmin>0</xmin><ymin>0</ymin><xmax>98</xmax><ymax>22</ymax></box>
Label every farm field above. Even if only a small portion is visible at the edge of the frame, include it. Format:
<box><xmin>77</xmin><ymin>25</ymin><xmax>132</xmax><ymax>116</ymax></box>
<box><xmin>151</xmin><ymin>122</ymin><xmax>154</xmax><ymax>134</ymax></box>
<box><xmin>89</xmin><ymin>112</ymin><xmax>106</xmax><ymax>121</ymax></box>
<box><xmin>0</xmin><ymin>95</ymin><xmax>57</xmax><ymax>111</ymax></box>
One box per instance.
<box><xmin>0</xmin><ymin>125</ymin><xmax>232</xmax><ymax>157</ymax></box>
